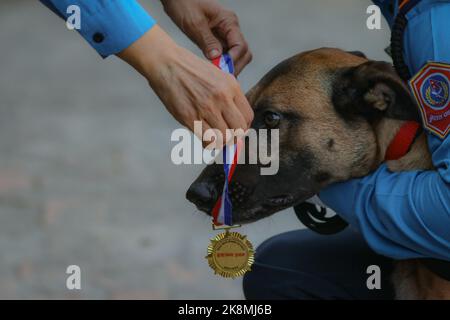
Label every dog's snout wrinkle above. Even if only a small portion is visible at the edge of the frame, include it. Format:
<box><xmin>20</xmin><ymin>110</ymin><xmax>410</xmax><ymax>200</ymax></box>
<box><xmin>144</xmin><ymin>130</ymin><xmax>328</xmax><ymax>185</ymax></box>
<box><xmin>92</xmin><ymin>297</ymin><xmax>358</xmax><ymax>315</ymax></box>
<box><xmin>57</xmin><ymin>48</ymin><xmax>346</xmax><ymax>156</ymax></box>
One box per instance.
<box><xmin>229</xmin><ymin>181</ymin><xmax>252</xmax><ymax>208</ymax></box>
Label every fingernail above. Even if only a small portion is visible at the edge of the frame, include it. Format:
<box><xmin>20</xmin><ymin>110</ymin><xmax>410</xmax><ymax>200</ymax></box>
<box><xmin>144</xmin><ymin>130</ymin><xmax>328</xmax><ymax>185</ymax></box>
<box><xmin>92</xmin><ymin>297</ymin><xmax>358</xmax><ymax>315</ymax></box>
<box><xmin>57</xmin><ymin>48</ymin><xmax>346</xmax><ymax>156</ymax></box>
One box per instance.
<box><xmin>209</xmin><ymin>49</ymin><xmax>220</xmax><ymax>58</ymax></box>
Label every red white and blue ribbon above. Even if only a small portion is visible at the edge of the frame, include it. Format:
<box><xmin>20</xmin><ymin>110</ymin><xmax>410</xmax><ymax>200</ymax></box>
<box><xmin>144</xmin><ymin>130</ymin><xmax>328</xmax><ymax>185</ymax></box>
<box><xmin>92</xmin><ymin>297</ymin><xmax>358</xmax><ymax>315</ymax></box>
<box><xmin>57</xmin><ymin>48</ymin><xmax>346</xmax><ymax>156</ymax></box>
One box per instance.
<box><xmin>212</xmin><ymin>54</ymin><xmax>235</xmax><ymax>75</ymax></box>
<box><xmin>211</xmin><ymin>139</ymin><xmax>243</xmax><ymax>226</ymax></box>
<box><xmin>211</xmin><ymin>54</ymin><xmax>241</xmax><ymax>226</ymax></box>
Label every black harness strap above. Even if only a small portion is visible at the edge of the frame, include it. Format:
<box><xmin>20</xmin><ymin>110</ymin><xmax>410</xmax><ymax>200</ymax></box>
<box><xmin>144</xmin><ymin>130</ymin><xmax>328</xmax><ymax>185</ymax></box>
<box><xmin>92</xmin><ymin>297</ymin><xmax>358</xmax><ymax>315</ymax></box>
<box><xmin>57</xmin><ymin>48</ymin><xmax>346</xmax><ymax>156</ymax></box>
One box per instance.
<box><xmin>391</xmin><ymin>0</ymin><xmax>421</xmax><ymax>81</ymax></box>
<box><xmin>294</xmin><ymin>203</ymin><xmax>348</xmax><ymax>235</ymax></box>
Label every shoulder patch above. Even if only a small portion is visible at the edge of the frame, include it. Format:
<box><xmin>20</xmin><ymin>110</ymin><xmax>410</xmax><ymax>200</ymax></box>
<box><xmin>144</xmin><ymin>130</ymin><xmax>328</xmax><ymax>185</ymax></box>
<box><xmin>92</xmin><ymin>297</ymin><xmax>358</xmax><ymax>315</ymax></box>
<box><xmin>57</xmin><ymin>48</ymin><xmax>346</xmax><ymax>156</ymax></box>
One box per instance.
<box><xmin>409</xmin><ymin>62</ymin><xmax>450</xmax><ymax>139</ymax></box>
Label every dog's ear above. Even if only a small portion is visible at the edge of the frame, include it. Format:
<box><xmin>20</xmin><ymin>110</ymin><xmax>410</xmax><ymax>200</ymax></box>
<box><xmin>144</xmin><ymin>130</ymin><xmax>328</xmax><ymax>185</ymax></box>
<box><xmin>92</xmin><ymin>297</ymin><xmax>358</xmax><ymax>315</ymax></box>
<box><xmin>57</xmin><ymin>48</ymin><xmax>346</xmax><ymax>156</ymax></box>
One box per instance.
<box><xmin>347</xmin><ymin>51</ymin><xmax>367</xmax><ymax>59</ymax></box>
<box><xmin>332</xmin><ymin>61</ymin><xmax>419</xmax><ymax>121</ymax></box>
<box><xmin>246</xmin><ymin>85</ymin><xmax>260</xmax><ymax>109</ymax></box>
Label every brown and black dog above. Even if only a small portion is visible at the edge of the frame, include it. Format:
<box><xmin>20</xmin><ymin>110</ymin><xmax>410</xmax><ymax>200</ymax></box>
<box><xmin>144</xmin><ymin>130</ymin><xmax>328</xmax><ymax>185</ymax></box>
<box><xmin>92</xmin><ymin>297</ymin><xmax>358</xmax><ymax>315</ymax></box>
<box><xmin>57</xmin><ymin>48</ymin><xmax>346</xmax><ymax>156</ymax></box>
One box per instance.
<box><xmin>186</xmin><ymin>48</ymin><xmax>449</xmax><ymax>299</ymax></box>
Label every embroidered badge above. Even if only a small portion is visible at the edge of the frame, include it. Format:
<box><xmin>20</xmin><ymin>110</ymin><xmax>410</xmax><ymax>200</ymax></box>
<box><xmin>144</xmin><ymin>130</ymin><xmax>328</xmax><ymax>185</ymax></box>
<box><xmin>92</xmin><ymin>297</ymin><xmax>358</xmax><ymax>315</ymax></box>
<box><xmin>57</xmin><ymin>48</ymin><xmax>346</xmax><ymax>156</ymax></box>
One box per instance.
<box><xmin>409</xmin><ymin>62</ymin><xmax>450</xmax><ymax>138</ymax></box>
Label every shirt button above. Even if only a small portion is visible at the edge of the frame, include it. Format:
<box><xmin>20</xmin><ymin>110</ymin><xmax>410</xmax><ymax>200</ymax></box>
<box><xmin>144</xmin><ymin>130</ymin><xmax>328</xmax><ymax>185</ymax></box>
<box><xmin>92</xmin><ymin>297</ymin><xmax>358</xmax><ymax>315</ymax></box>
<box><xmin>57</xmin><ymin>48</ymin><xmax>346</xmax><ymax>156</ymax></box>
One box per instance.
<box><xmin>93</xmin><ymin>32</ymin><xmax>105</xmax><ymax>44</ymax></box>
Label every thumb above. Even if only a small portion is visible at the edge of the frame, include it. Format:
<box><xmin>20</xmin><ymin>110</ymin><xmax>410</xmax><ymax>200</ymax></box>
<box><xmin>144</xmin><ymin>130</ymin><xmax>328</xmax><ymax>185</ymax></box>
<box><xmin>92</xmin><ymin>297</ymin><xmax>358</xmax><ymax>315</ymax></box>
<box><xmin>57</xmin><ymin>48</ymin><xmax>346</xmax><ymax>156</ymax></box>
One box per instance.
<box><xmin>193</xmin><ymin>21</ymin><xmax>223</xmax><ymax>60</ymax></box>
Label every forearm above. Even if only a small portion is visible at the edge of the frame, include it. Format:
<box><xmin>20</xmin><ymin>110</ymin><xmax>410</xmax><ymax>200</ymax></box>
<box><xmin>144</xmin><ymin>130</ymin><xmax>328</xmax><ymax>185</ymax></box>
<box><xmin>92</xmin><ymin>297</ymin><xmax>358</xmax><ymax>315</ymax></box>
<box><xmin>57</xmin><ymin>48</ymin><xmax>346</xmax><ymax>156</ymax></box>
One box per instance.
<box><xmin>320</xmin><ymin>165</ymin><xmax>450</xmax><ymax>260</ymax></box>
<box><xmin>116</xmin><ymin>25</ymin><xmax>179</xmax><ymax>82</ymax></box>
<box><xmin>39</xmin><ymin>0</ymin><xmax>156</xmax><ymax>57</ymax></box>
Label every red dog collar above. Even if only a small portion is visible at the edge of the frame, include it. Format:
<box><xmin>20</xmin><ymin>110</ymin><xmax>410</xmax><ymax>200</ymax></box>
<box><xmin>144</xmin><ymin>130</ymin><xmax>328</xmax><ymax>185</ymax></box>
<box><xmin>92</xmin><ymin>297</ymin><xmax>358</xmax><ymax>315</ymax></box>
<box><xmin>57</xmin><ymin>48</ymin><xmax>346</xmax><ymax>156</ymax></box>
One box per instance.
<box><xmin>384</xmin><ymin>121</ymin><xmax>421</xmax><ymax>161</ymax></box>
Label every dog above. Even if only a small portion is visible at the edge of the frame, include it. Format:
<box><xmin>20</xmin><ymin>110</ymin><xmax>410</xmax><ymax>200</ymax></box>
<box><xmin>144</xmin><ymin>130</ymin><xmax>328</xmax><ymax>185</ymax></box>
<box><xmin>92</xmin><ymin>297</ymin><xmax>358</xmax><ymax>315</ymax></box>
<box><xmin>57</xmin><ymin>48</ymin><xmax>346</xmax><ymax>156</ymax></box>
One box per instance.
<box><xmin>186</xmin><ymin>48</ymin><xmax>449</xmax><ymax>299</ymax></box>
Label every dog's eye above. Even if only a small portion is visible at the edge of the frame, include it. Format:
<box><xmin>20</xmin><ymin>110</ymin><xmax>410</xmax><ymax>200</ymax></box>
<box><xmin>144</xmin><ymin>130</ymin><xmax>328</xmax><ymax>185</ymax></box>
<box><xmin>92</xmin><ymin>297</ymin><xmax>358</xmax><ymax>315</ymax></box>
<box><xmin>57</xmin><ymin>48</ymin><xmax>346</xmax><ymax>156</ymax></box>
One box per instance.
<box><xmin>264</xmin><ymin>111</ymin><xmax>281</xmax><ymax>128</ymax></box>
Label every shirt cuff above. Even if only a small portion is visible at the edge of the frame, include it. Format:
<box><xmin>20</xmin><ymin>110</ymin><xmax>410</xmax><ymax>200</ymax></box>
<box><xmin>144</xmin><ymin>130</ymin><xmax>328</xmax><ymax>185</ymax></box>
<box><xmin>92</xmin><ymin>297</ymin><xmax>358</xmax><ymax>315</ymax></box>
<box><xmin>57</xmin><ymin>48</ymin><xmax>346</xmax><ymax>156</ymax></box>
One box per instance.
<box><xmin>41</xmin><ymin>0</ymin><xmax>156</xmax><ymax>58</ymax></box>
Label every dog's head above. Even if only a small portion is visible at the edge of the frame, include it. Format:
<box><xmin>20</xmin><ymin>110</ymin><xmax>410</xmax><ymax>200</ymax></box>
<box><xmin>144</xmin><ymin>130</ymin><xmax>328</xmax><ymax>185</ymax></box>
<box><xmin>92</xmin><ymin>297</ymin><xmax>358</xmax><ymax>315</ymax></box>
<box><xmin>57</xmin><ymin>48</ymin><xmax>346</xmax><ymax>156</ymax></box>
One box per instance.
<box><xmin>187</xmin><ymin>48</ymin><xmax>419</xmax><ymax>223</ymax></box>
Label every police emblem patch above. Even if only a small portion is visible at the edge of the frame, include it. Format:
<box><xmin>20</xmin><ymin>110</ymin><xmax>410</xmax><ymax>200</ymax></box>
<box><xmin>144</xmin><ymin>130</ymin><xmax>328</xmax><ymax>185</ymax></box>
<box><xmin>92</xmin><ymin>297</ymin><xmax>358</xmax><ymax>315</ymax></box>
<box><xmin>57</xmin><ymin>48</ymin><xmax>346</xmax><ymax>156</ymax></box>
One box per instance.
<box><xmin>409</xmin><ymin>62</ymin><xmax>450</xmax><ymax>138</ymax></box>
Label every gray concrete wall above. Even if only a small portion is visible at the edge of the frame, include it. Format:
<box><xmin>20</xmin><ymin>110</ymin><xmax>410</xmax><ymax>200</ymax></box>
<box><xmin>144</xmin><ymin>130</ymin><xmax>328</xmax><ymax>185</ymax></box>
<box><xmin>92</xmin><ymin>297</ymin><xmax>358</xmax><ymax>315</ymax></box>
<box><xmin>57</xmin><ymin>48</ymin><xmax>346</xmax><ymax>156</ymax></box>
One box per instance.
<box><xmin>0</xmin><ymin>0</ymin><xmax>389</xmax><ymax>299</ymax></box>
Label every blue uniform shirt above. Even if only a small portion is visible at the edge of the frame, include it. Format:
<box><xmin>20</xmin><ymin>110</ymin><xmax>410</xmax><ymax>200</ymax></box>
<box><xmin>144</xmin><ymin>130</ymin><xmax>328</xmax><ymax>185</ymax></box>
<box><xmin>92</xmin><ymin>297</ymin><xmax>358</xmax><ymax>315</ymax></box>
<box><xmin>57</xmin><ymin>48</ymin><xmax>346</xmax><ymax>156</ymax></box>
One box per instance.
<box><xmin>40</xmin><ymin>0</ymin><xmax>156</xmax><ymax>57</ymax></box>
<box><xmin>320</xmin><ymin>0</ymin><xmax>450</xmax><ymax>261</ymax></box>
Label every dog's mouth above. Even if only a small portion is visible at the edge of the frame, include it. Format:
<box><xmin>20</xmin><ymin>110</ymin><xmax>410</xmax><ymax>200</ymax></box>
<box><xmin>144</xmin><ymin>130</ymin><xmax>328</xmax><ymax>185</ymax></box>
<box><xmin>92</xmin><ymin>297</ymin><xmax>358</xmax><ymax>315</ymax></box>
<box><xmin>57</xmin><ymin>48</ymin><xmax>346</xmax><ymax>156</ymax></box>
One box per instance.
<box><xmin>234</xmin><ymin>195</ymin><xmax>298</xmax><ymax>223</ymax></box>
<box><xmin>263</xmin><ymin>194</ymin><xmax>295</xmax><ymax>207</ymax></box>
<box><xmin>186</xmin><ymin>164</ymin><xmax>317</xmax><ymax>223</ymax></box>
<box><xmin>187</xmin><ymin>181</ymin><xmax>303</xmax><ymax>223</ymax></box>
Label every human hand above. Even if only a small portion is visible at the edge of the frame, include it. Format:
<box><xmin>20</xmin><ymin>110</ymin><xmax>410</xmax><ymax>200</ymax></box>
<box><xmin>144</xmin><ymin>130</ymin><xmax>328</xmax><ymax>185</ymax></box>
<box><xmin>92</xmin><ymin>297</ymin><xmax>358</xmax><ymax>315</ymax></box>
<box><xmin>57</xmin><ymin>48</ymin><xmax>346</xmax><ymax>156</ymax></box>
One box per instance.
<box><xmin>161</xmin><ymin>0</ymin><xmax>252</xmax><ymax>75</ymax></box>
<box><xmin>117</xmin><ymin>26</ymin><xmax>254</xmax><ymax>144</ymax></box>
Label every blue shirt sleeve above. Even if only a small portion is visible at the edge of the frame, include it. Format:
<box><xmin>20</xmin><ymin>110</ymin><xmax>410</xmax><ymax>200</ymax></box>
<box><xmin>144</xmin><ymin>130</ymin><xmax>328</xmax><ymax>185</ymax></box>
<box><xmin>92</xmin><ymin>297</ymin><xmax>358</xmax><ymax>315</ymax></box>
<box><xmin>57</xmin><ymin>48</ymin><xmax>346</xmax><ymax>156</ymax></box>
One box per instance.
<box><xmin>320</xmin><ymin>0</ymin><xmax>450</xmax><ymax>261</ymax></box>
<box><xmin>39</xmin><ymin>0</ymin><xmax>156</xmax><ymax>57</ymax></box>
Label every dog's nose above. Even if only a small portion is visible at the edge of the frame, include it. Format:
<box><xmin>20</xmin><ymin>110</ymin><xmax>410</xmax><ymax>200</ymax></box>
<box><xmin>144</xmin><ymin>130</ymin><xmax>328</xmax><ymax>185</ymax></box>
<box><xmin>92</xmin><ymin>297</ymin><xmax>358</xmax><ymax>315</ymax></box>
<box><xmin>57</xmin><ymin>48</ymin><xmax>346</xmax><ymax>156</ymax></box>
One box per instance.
<box><xmin>186</xmin><ymin>182</ymin><xmax>217</xmax><ymax>210</ymax></box>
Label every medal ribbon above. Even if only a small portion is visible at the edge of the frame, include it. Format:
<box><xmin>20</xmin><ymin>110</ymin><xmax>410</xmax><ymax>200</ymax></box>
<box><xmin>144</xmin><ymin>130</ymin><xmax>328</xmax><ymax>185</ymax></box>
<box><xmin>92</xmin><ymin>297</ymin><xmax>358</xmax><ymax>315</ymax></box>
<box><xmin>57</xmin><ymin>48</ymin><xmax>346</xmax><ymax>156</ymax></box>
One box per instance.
<box><xmin>210</xmin><ymin>54</ymin><xmax>243</xmax><ymax>226</ymax></box>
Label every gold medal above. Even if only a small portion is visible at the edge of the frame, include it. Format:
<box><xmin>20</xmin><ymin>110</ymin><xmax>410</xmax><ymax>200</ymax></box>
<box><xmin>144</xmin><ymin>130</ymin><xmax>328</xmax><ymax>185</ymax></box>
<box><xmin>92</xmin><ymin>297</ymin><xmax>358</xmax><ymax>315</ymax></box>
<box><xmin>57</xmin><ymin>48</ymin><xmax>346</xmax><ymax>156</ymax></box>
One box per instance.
<box><xmin>206</xmin><ymin>228</ymin><xmax>254</xmax><ymax>278</ymax></box>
